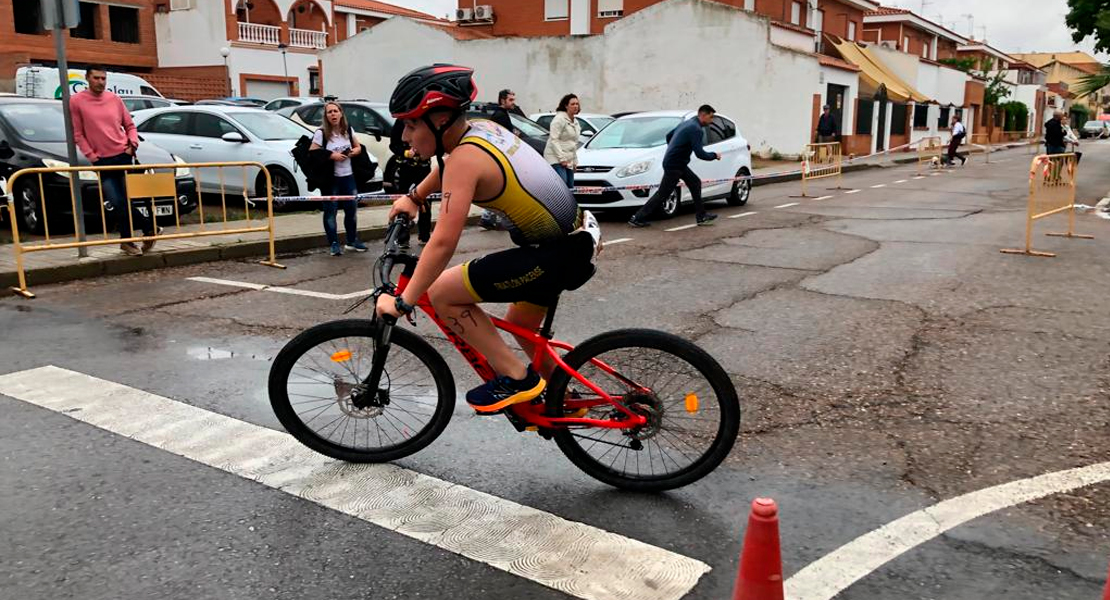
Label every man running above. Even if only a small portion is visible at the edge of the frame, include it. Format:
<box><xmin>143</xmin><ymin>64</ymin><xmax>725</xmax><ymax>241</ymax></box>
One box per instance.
<box><xmin>376</xmin><ymin>65</ymin><xmax>599</xmax><ymax>414</ymax></box>
<box><xmin>628</xmin><ymin>105</ymin><xmax>722</xmax><ymax>227</ymax></box>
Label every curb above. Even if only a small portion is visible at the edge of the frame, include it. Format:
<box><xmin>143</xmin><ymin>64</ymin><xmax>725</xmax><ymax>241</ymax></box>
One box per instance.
<box><xmin>1</xmin><ymin>215</ymin><xmax>480</xmax><ymax>291</ymax></box>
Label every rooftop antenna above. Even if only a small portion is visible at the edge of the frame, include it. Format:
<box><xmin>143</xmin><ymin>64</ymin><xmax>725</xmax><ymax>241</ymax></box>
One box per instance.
<box><xmin>977</xmin><ymin>25</ymin><xmax>987</xmax><ymax>42</ymax></box>
<box><xmin>919</xmin><ymin>0</ymin><xmax>932</xmax><ymax>14</ymax></box>
<box><xmin>962</xmin><ymin>13</ymin><xmax>974</xmax><ymax>38</ymax></box>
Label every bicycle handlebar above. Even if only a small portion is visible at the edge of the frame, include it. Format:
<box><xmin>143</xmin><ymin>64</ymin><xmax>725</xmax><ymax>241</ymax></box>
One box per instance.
<box><xmin>377</xmin><ymin>214</ymin><xmax>413</xmax><ymax>298</ymax></box>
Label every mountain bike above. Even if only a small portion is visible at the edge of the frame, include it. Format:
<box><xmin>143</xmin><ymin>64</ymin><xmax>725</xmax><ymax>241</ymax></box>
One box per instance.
<box><xmin>268</xmin><ymin>215</ymin><xmax>740</xmax><ymax>491</ymax></box>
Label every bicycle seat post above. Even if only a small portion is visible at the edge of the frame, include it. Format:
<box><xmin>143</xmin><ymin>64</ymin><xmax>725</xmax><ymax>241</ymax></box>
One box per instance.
<box><xmin>539</xmin><ymin>296</ymin><xmax>559</xmax><ymax>339</ymax></box>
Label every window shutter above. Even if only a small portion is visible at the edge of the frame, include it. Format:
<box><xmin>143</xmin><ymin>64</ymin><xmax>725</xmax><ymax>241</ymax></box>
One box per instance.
<box><xmin>545</xmin><ymin>0</ymin><xmax>568</xmax><ymax>20</ymax></box>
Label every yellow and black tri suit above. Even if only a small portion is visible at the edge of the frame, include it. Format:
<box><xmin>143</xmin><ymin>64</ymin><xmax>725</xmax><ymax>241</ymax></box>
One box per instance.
<box><xmin>459</xmin><ymin>120</ymin><xmax>595</xmax><ymax>307</ymax></box>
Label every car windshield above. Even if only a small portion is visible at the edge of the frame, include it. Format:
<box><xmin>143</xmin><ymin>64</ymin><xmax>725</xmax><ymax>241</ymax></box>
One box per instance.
<box><xmin>509</xmin><ymin>113</ymin><xmax>547</xmax><ymax>137</ymax></box>
<box><xmin>587</xmin><ymin>116</ymin><xmax>682</xmax><ymax>149</ymax></box>
<box><xmin>0</xmin><ymin>103</ymin><xmax>67</xmax><ymax>142</ymax></box>
<box><xmin>589</xmin><ymin>116</ymin><xmax>616</xmax><ymax>131</ymax></box>
<box><xmin>230</xmin><ymin>112</ymin><xmax>310</xmax><ymax>140</ymax></box>
<box><xmin>367</xmin><ymin>106</ymin><xmax>395</xmax><ymax>127</ymax></box>
<box><xmin>1084</xmin><ymin>121</ymin><xmax>1104</xmax><ymax>128</ymax></box>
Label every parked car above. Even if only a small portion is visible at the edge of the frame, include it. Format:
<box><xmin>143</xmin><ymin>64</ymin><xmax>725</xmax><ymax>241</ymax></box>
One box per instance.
<box><xmin>530</xmin><ymin>112</ymin><xmax>616</xmax><ymax>142</ymax></box>
<box><xmin>195</xmin><ymin>98</ymin><xmax>266</xmax><ymax>108</ymax></box>
<box><xmin>0</xmin><ymin>97</ymin><xmax>198</xmax><ymax>234</ymax></box>
<box><xmin>132</xmin><ymin>105</ymin><xmax>376</xmax><ymax>201</ymax></box>
<box><xmin>467</xmin><ymin>102</ymin><xmax>549</xmax><ymax>155</ymax></box>
<box><xmin>572</xmin><ymin>110</ymin><xmax>753</xmax><ymax>218</ymax></box>
<box><xmin>285</xmin><ymin>100</ymin><xmax>393</xmax><ymax>166</ymax></box>
<box><xmin>264</xmin><ymin>96</ymin><xmax>318</xmax><ymax>111</ymax></box>
<box><xmin>121</xmin><ymin>95</ymin><xmax>190</xmax><ymax>114</ymax></box>
<box><xmin>1080</xmin><ymin>120</ymin><xmax>1110</xmax><ymax>139</ymax></box>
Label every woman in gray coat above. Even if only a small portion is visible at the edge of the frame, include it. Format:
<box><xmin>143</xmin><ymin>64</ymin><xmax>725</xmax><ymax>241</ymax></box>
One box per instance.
<box><xmin>543</xmin><ymin>94</ymin><xmax>582</xmax><ymax>188</ymax></box>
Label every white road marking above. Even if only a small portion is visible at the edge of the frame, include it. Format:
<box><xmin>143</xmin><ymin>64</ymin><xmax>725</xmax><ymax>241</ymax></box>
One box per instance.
<box><xmin>775</xmin><ymin>202</ymin><xmax>800</xmax><ymax>209</ymax></box>
<box><xmin>785</xmin><ymin>460</ymin><xmax>1110</xmax><ymax>600</ymax></box>
<box><xmin>0</xmin><ymin>367</ymin><xmax>711</xmax><ymax>600</ymax></box>
<box><xmin>893</xmin><ymin>180</ymin><xmax>908</xmax><ymax>184</ymax></box>
<box><xmin>813</xmin><ymin>195</ymin><xmax>834</xmax><ymax>201</ymax></box>
<box><xmin>606</xmin><ymin>237</ymin><xmax>632</xmax><ymax>245</ymax></box>
<box><xmin>728</xmin><ymin>211</ymin><xmax>758</xmax><ymax>219</ymax></box>
<box><xmin>870</xmin><ymin>184</ymin><xmax>887</xmax><ymax>188</ymax></box>
<box><xmin>664</xmin><ymin>224</ymin><xmax>698</xmax><ymax>232</ymax></box>
<box><xmin>912</xmin><ymin>176</ymin><xmax>926</xmax><ymax>180</ymax></box>
<box><xmin>844</xmin><ymin>189</ymin><xmax>861</xmax><ymax>195</ymax></box>
<box><xmin>188</xmin><ymin>276</ymin><xmax>372</xmax><ymax>300</ymax></box>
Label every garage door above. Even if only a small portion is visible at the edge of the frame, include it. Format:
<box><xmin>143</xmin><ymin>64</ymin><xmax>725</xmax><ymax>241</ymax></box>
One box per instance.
<box><xmin>245</xmin><ymin>80</ymin><xmax>291</xmax><ymax>101</ymax></box>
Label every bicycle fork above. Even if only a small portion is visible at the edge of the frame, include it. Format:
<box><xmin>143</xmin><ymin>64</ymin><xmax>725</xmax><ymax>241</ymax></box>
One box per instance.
<box><xmin>354</xmin><ymin>315</ymin><xmax>395</xmax><ymax>409</ymax></box>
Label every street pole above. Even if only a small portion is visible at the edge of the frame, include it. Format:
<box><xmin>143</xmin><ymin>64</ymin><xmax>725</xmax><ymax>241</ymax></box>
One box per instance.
<box><xmin>278</xmin><ymin>43</ymin><xmax>289</xmax><ymax>94</ymax></box>
<box><xmin>53</xmin><ymin>0</ymin><xmax>87</xmax><ymax>257</ymax></box>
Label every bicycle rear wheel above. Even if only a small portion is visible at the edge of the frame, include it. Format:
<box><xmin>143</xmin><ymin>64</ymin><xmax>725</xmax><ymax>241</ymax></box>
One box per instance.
<box><xmin>268</xmin><ymin>319</ymin><xmax>455</xmax><ymax>463</ymax></box>
<box><xmin>545</xmin><ymin>329</ymin><xmax>740</xmax><ymax>492</ymax></box>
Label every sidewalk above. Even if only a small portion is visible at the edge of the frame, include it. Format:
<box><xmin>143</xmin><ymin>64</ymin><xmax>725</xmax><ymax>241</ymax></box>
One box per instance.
<box><xmin>1</xmin><ymin>141</ymin><xmax>1032</xmax><ymax>293</ymax></box>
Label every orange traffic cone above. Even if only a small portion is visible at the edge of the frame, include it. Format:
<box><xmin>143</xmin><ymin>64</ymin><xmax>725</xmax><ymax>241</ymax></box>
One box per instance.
<box><xmin>732</xmin><ymin>498</ymin><xmax>784</xmax><ymax>600</ymax></box>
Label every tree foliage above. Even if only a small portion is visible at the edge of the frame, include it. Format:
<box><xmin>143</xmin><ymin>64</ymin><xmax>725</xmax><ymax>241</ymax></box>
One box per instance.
<box><xmin>1066</xmin><ymin>0</ymin><xmax>1110</xmax><ymax>53</ymax></box>
<box><xmin>998</xmin><ymin>101</ymin><xmax>1029</xmax><ymax>131</ymax></box>
<box><xmin>983</xmin><ymin>72</ymin><xmax>1012</xmax><ymax>106</ymax></box>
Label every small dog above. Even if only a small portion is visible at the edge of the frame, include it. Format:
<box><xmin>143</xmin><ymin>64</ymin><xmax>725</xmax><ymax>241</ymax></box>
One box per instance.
<box><xmin>930</xmin><ymin>156</ymin><xmax>943</xmax><ymax>169</ymax></box>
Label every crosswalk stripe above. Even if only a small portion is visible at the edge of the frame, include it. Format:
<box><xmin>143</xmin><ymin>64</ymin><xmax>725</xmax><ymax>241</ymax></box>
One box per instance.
<box><xmin>0</xmin><ymin>366</ymin><xmax>710</xmax><ymax>600</ymax></box>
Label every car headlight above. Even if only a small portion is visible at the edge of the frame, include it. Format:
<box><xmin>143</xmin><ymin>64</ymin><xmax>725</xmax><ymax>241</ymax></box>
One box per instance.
<box><xmin>172</xmin><ymin>154</ymin><xmax>191</xmax><ymax>177</ymax></box>
<box><xmin>614</xmin><ymin>159</ymin><xmax>654</xmax><ymax>178</ymax></box>
<box><xmin>41</xmin><ymin>158</ymin><xmax>99</xmax><ymax>181</ymax></box>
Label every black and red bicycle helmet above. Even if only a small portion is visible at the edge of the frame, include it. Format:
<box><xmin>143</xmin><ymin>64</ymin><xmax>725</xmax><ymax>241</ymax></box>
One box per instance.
<box><xmin>389</xmin><ymin>64</ymin><xmax>478</xmax><ymax>175</ymax></box>
<box><xmin>389</xmin><ymin>64</ymin><xmax>477</xmax><ymax>120</ymax></box>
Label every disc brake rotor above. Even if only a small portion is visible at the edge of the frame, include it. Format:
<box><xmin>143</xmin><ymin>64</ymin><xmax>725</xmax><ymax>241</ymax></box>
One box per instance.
<box><xmin>621</xmin><ymin>390</ymin><xmax>664</xmax><ymax>441</ymax></box>
<box><xmin>333</xmin><ymin>377</ymin><xmax>384</xmax><ymax>418</ymax></box>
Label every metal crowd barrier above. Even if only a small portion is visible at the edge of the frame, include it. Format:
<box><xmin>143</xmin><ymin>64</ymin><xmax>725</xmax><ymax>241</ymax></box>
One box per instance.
<box><xmin>4</xmin><ymin>160</ymin><xmax>285</xmax><ymax>298</ymax></box>
<box><xmin>1000</xmin><ymin>153</ymin><xmax>1094</xmax><ymax>257</ymax></box>
<box><xmin>916</xmin><ymin>136</ymin><xmax>945</xmax><ymax>173</ymax></box>
<box><xmin>794</xmin><ymin>141</ymin><xmax>844</xmax><ymax>197</ymax></box>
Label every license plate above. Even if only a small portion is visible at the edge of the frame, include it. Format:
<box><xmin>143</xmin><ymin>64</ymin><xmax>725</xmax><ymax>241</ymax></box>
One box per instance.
<box><xmin>155</xmin><ymin>205</ymin><xmax>173</xmax><ymax>216</ymax></box>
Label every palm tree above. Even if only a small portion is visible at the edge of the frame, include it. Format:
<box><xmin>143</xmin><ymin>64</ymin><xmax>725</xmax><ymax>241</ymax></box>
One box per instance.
<box><xmin>1075</xmin><ymin>64</ymin><xmax>1110</xmax><ymax>98</ymax></box>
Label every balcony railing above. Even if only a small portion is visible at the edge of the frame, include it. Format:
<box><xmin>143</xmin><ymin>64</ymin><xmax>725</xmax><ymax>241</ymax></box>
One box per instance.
<box><xmin>239</xmin><ymin>22</ymin><xmax>281</xmax><ymax>45</ymax></box>
<box><xmin>290</xmin><ymin>28</ymin><xmax>327</xmax><ymax>49</ymax></box>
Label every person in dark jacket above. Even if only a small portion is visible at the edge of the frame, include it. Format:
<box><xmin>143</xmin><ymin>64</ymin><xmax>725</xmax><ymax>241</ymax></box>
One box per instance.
<box><xmin>309</xmin><ymin>101</ymin><xmax>368</xmax><ymax>256</ymax></box>
<box><xmin>1045</xmin><ymin>111</ymin><xmax>1068</xmax><ymax>155</ymax></box>
<box><xmin>385</xmin><ymin>119</ymin><xmax>433</xmax><ymax>242</ymax></box>
<box><xmin>491</xmin><ymin>89</ymin><xmax>523</xmax><ymax>135</ymax></box>
<box><xmin>816</xmin><ymin>105</ymin><xmax>839</xmax><ymax>144</ymax></box>
<box><xmin>628</xmin><ymin>105</ymin><xmax>722</xmax><ymax>227</ymax></box>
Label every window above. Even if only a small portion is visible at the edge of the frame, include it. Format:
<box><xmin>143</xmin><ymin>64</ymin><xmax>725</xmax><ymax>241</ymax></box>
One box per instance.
<box><xmin>308</xmin><ymin>68</ymin><xmax>320</xmax><ymax>96</ymax></box>
<box><xmin>938</xmin><ymin>107</ymin><xmax>951</xmax><ymax>129</ymax></box>
<box><xmin>139</xmin><ymin>85</ymin><xmax>160</xmax><ymax>96</ymax></box>
<box><xmin>536</xmin><ymin>115</ymin><xmax>554</xmax><ymax>129</ymax></box>
<box><xmin>70</xmin><ymin>2</ymin><xmax>98</xmax><ymax>39</ymax></box>
<box><xmin>856</xmin><ymin>100</ymin><xmax>873</xmax><ymax>135</ymax></box>
<box><xmin>890</xmin><ymin>104</ymin><xmax>907</xmax><ymax>135</ymax></box>
<box><xmin>14</xmin><ymin>1</ymin><xmax>43</xmax><ymax>34</ymax></box>
<box><xmin>298</xmin><ymin>104</ymin><xmax>325</xmax><ymax>126</ymax></box>
<box><xmin>705</xmin><ymin>116</ymin><xmax>737</xmax><ymax>145</ymax></box>
<box><xmin>847</xmin><ymin>21</ymin><xmax>856</xmax><ymax>40</ymax></box>
<box><xmin>903</xmin><ymin>36</ymin><xmax>910</xmax><ymax>51</ymax></box>
<box><xmin>109</xmin><ymin>6</ymin><xmax>139</xmax><ymax>43</ymax></box>
<box><xmin>913</xmin><ymin>104</ymin><xmax>930</xmax><ymax>129</ymax></box>
<box><xmin>344</xmin><ymin>105</ymin><xmax>390</xmax><ymax>134</ymax></box>
<box><xmin>544</xmin><ymin>0</ymin><xmax>568</xmax><ymax>21</ymax></box>
<box><xmin>170</xmin><ymin>0</ymin><xmax>196</xmax><ymax>9</ymax></box>
<box><xmin>922</xmin><ymin>45</ymin><xmax>928</xmax><ymax>58</ymax></box>
<box><xmin>598</xmin><ymin>0</ymin><xmax>623</xmax><ymax>17</ymax></box>
<box><xmin>790</xmin><ymin>2</ymin><xmax>802</xmax><ymax>26</ymax></box>
<box><xmin>191</xmin><ymin>113</ymin><xmax>240</xmax><ymax>138</ymax></box>
<box><xmin>813</xmin><ymin>9</ymin><xmax>824</xmax><ymax>33</ymax></box>
<box><xmin>122</xmin><ymin>98</ymin><xmax>149</xmax><ymax>113</ymax></box>
<box><xmin>743</xmin><ymin>0</ymin><xmax>755</xmax><ymax>9</ymax></box>
<box><xmin>139</xmin><ymin>112</ymin><xmax>189</xmax><ymax>134</ymax></box>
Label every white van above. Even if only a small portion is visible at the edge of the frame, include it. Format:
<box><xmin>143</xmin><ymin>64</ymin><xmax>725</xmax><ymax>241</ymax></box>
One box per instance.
<box><xmin>15</xmin><ymin>66</ymin><xmax>162</xmax><ymax>99</ymax></box>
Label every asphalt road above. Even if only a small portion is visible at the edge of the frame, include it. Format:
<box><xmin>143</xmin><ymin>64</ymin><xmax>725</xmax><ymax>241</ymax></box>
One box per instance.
<box><xmin>2</xmin><ymin>142</ymin><xmax>1109</xmax><ymax>600</ymax></box>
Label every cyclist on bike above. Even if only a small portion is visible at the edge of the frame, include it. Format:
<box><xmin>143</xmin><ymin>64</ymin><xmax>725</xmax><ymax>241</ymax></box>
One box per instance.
<box><xmin>376</xmin><ymin>64</ymin><xmax>599</xmax><ymax>414</ymax></box>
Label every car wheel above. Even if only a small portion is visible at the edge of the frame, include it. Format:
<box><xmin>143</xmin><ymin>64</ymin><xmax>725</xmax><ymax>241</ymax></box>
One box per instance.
<box><xmin>15</xmin><ymin>180</ymin><xmax>46</xmax><ymax>235</ymax></box>
<box><xmin>728</xmin><ymin>167</ymin><xmax>752</xmax><ymax>206</ymax></box>
<box><xmin>258</xmin><ymin>167</ymin><xmax>299</xmax><ymax>211</ymax></box>
<box><xmin>658</xmin><ymin>187</ymin><xmax>681</xmax><ymax>219</ymax></box>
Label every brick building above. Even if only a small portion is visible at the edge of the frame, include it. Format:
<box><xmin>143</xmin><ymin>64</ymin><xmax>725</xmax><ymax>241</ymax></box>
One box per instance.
<box><xmin>860</xmin><ymin>7</ymin><xmax>965</xmax><ymax>61</ymax></box>
<box><xmin>0</xmin><ymin>0</ymin><xmax>158</xmax><ymax>92</ymax></box>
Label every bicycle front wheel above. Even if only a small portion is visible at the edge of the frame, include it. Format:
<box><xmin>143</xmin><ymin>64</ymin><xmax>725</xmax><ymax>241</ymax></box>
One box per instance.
<box><xmin>545</xmin><ymin>329</ymin><xmax>740</xmax><ymax>492</ymax></box>
<box><xmin>268</xmin><ymin>319</ymin><xmax>455</xmax><ymax>463</ymax></box>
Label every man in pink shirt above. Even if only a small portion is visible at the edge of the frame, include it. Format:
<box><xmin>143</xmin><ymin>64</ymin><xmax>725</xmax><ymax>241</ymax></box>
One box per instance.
<box><xmin>70</xmin><ymin>66</ymin><xmax>154</xmax><ymax>255</ymax></box>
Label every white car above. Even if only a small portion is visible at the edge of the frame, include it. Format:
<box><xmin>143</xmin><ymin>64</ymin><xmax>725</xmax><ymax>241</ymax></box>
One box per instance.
<box><xmin>264</xmin><ymin>96</ymin><xmax>319</xmax><ymax>112</ymax></box>
<box><xmin>573</xmin><ymin>110</ymin><xmax>752</xmax><ymax>218</ymax></box>
<box><xmin>133</xmin><ymin>106</ymin><xmax>378</xmax><ymax>200</ymax></box>
<box><xmin>531</xmin><ymin>112</ymin><xmax>615</xmax><ymax>142</ymax></box>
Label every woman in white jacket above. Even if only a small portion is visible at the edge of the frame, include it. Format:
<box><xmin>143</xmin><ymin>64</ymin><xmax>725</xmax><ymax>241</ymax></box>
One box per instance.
<box><xmin>543</xmin><ymin>94</ymin><xmax>582</xmax><ymax>188</ymax></box>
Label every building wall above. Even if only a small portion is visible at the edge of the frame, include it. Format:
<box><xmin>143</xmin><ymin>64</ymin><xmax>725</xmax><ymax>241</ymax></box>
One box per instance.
<box><xmin>156</xmin><ymin>3</ymin><xmax>230</xmax><ymax>68</ymax></box>
<box><xmin>146</xmin><ymin>65</ymin><xmax>231</xmax><ymax>101</ymax></box>
<box><xmin>230</xmin><ymin>46</ymin><xmax>318</xmax><ymax>98</ymax></box>
<box><xmin>332</xmin><ymin>0</ymin><xmax>837</xmax><ymax>154</ymax></box>
<box><xmin>453</xmin><ymin>0</ymin><xmax>810</xmax><ymax>37</ymax></box>
<box><xmin>334</xmin><ymin>13</ymin><xmax>386</xmax><ymax>42</ymax></box>
<box><xmin>1</xmin><ymin>0</ymin><xmax>159</xmax><ymax>74</ymax></box>
<box><xmin>817</xmin><ymin>0</ymin><xmax>864</xmax><ymax>41</ymax></box>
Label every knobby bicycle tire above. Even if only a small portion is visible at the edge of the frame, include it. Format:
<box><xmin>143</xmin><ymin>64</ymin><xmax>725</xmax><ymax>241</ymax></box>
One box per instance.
<box><xmin>268</xmin><ymin>319</ymin><xmax>456</xmax><ymax>463</ymax></box>
<box><xmin>544</xmin><ymin>329</ymin><xmax>740</xmax><ymax>491</ymax></box>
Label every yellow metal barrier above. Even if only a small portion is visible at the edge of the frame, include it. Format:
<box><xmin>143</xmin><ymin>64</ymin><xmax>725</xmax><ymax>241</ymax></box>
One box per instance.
<box><xmin>916</xmin><ymin>136</ymin><xmax>944</xmax><ymax>173</ymax></box>
<box><xmin>796</xmin><ymin>142</ymin><xmax>843</xmax><ymax>197</ymax></box>
<box><xmin>4</xmin><ymin>161</ymin><xmax>285</xmax><ymax>298</ymax></box>
<box><xmin>970</xmin><ymin>133</ymin><xmax>991</xmax><ymax>163</ymax></box>
<box><xmin>1000</xmin><ymin>153</ymin><xmax>1094</xmax><ymax>257</ymax></box>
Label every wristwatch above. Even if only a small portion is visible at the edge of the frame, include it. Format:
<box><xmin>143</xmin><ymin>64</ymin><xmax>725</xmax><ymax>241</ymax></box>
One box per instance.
<box><xmin>394</xmin><ymin>295</ymin><xmax>415</xmax><ymax>315</ymax></box>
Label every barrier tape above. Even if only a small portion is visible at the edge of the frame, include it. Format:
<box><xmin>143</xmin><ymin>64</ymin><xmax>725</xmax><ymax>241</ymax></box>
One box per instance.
<box><xmin>263</xmin><ymin>138</ymin><xmax>974</xmax><ymax>205</ymax></box>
